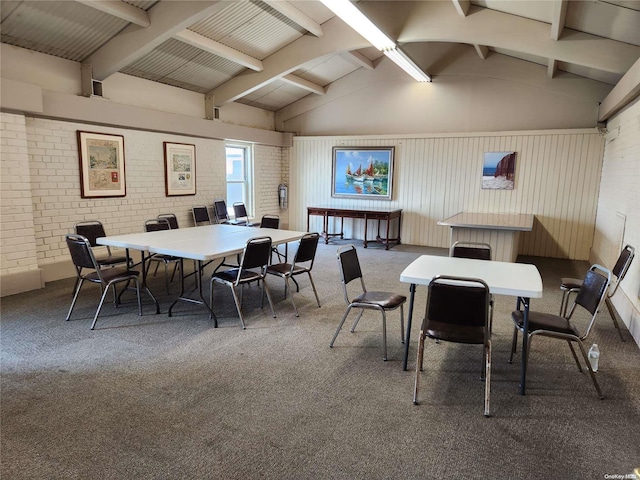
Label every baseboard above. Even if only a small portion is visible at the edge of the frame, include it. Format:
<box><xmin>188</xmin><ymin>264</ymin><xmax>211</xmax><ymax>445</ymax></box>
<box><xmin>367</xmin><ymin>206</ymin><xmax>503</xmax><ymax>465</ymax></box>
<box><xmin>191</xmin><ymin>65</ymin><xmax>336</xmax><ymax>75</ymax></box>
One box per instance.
<box><xmin>0</xmin><ymin>269</ymin><xmax>45</xmax><ymax>297</ymax></box>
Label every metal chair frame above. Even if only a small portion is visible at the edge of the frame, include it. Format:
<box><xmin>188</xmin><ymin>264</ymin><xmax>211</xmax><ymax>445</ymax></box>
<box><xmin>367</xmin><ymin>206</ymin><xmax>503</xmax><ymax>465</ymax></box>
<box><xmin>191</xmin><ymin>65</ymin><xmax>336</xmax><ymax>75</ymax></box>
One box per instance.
<box><xmin>144</xmin><ymin>218</ymin><xmax>182</xmax><ymax>294</ymax></box>
<box><xmin>157</xmin><ymin>213</ymin><xmax>179</xmax><ymax>229</ymax></box>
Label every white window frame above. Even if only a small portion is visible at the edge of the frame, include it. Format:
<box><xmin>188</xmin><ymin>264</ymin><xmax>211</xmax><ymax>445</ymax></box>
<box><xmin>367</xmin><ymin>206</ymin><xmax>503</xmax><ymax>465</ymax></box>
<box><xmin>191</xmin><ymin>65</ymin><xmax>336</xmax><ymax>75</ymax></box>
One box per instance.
<box><xmin>225</xmin><ymin>142</ymin><xmax>254</xmax><ymax>219</ymax></box>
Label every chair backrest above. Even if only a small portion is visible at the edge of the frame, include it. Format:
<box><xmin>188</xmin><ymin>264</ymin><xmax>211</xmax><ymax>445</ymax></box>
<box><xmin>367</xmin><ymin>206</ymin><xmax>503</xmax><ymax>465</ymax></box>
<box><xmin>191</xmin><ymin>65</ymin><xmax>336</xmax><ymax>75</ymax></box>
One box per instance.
<box><xmin>426</xmin><ymin>276</ymin><xmax>491</xmax><ymax>344</ymax></box>
<box><xmin>337</xmin><ymin>244</ymin><xmax>363</xmax><ymax>286</ymax></box>
<box><xmin>233</xmin><ymin>202</ymin><xmax>249</xmax><ymax>221</ymax></box>
<box><xmin>157</xmin><ymin>213</ymin><xmax>179</xmax><ymax>229</ymax></box>
<box><xmin>609</xmin><ymin>244</ymin><xmax>635</xmax><ymax>296</ymax></box>
<box><xmin>295</xmin><ymin>232</ymin><xmax>320</xmax><ymax>266</ymax></box>
<box><xmin>260</xmin><ymin>215</ymin><xmax>280</xmax><ymax>229</ymax></box>
<box><xmin>240</xmin><ymin>236</ymin><xmax>273</xmax><ymax>271</ymax></box>
<box><xmin>75</xmin><ymin>220</ymin><xmax>107</xmax><ymax>247</ymax></box>
<box><xmin>192</xmin><ymin>206</ymin><xmax>211</xmax><ymax>225</ymax></box>
<box><xmin>450</xmin><ymin>241</ymin><xmax>492</xmax><ymax>261</ymax></box>
<box><xmin>145</xmin><ymin>218</ymin><xmax>171</xmax><ymax>232</ymax></box>
<box><xmin>213</xmin><ymin>199</ymin><xmax>230</xmax><ymax>223</ymax></box>
<box><xmin>66</xmin><ymin>233</ymin><xmax>100</xmax><ymax>272</ymax></box>
<box><xmin>569</xmin><ymin>264</ymin><xmax>612</xmax><ymax>338</ymax></box>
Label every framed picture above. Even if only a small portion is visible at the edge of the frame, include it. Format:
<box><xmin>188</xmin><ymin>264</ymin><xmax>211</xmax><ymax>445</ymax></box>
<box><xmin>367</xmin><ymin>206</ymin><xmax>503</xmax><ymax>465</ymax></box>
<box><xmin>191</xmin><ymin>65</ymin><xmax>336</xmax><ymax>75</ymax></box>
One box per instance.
<box><xmin>77</xmin><ymin>131</ymin><xmax>126</xmax><ymax>198</ymax></box>
<box><xmin>331</xmin><ymin>146</ymin><xmax>395</xmax><ymax>200</ymax></box>
<box><xmin>164</xmin><ymin>142</ymin><xmax>196</xmax><ymax>196</ymax></box>
<box><xmin>482</xmin><ymin>151</ymin><xmax>516</xmax><ymax>190</ymax></box>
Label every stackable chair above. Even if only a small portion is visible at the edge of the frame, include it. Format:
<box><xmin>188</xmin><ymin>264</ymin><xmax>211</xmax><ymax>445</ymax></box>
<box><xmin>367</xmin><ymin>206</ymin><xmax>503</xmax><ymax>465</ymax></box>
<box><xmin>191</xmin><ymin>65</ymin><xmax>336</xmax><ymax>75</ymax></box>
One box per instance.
<box><xmin>266</xmin><ymin>233</ymin><xmax>321</xmax><ymax>317</ymax></box>
<box><xmin>413</xmin><ymin>276</ymin><xmax>493</xmax><ymax>416</ymax></box>
<box><xmin>511</xmin><ymin>264</ymin><xmax>612</xmax><ymax>398</ymax></box>
<box><xmin>192</xmin><ymin>206</ymin><xmax>211</xmax><ymax>226</ymax></box>
<box><xmin>559</xmin><ymin>244</ymin><xmax>634</xmax><ymax>341</ymax></box>
<box><xmin>213</xmin><ymin>199</ymin><xmax>231</xmax><ymax>224</ymax></box>
<box><xmin>144</xmin><ymin>219</ymin><xmax>181</xmax><ymax>294</ymax></box>
<box><xmin>330</xmin><ymin>244</ymin><xmax>406</xmax><ymax>361</ymax></box>
<box><xmin>450</xmin><ymin>241</ymin><xmax>492</xmax><ymax>261</ymax></box>
<box><xmin>74</xmin><ymin>220</ymin><xmax>130</xmax><ymax>269</ymax></box>
<box><xmin>260</xmin><ymin>214</ymin><xmax>286</xmax><ymax>262</ymax></box>
<box><xmin>210</xmin><ymin>236</ymin><xmax>276</xmax><ymax>329</ymax></box>
<box><xmin>233</xmin><ymin>202</ymin><xmax>259</xmax><ymax>227</ymax></box>
<box><xmin>65</xmin><ymin>234</ymin><xmax>142</xmax><ymax>330</ymax></box>
<box><xmin>157</xmin><ymin>213</ymin><xmax>179</xmax><ymax>229</ymax></box>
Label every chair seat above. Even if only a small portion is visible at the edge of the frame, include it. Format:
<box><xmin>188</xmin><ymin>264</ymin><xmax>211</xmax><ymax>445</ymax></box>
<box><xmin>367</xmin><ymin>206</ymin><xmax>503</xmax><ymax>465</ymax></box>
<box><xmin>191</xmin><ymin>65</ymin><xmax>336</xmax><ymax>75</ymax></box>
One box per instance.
<box><xmin>213</xmin><ymin>268</ymin><xmax>262</xmax><ymax>284</ymax></box>
<box><xmin>426</xmin><ymin>321</ymin><xmax>485</xmax><ymax>344</ymax></box>
<box><xmin>511</xmin><ymin>310</ymin><xmax>579</xmax><ymax>336</ymax></box>
<box><xmin>85</xmin><ymin>268</ymin><xmax>139</xmax><ymax>283</ymax></box>
<box><xmin>94</xmin><ymin>254</ymin><xmax>128</xmax><ymax>266</ymax></box>
<box><xmin>266</xmin><ymin>263</ymin><xmax>308</xmax><ymax>276</ymax></box>
<box><xmin>353</xmin><ymin>291</ymin><xmax>406</xmax><ymax>309</ymax></box>
<box><xmin>151</xmin><ymin>254</ymin><xmax>180</xmax><ymax>262</ymax></box>
<box><xmin>560</xmin><ymin>277</ymin><xmax>583</xmax><ymax>291</ymax></box>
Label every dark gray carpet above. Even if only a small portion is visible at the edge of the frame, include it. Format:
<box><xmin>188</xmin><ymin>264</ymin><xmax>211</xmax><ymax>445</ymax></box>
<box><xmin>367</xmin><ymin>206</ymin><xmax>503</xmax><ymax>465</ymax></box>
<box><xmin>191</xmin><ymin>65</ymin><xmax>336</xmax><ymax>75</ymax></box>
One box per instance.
<box><xmin>2</xmin><ymin>241</ymin><xmax>639</xmax><ymax>479</ymax></box>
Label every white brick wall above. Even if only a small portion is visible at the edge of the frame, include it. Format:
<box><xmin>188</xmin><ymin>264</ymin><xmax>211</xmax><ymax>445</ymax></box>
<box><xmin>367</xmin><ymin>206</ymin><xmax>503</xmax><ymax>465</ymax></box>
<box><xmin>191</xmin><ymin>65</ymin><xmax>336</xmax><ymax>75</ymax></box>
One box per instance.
<box><xmin>1</xmin><ymin>113</ymin><xmax>39</xmax><ymax>276</ymax></box>
<box><xmin>254</xmin><ymin>144</ymin><xmax>289</xmax><ymax>225</ymax></box>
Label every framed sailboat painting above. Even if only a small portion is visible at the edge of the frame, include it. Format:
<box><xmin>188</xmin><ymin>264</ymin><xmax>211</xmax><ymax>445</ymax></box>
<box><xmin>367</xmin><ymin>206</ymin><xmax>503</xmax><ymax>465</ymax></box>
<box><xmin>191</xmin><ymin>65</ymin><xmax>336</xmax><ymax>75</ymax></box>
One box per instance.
<box><xmin>331</xmin><ymin>146</ymin><xmax>395</xmax><ymax>200</ymax></box>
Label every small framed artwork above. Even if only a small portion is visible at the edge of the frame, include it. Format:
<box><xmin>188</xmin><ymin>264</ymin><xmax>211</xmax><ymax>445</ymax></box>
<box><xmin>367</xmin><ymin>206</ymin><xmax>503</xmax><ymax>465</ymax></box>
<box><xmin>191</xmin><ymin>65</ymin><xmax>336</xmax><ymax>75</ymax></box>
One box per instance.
<box><xmin>482</xmin><ymin>151</ymin><xmax>516</xmax><ymax>190</ymax></box>
<box><xmin>77</xmin><ymin>131</ymin><xmax>126</xmax><ymax>198</ymax></box>
<box><xmin>332</xmin><ymin>146</ymin><xmax>395</xmax><ymax>200</ymax></box>
<box><xmin>164</xmin><ymin>142</ymin><xmax>196</xmax><ymax>196</ymax></box>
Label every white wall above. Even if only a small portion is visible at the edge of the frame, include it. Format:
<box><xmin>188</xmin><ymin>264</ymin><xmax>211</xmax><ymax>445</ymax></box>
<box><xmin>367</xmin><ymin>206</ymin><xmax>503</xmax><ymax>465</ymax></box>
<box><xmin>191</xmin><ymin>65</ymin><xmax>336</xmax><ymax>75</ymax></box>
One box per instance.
<box><xmin>592</xmin><ymin>96</ymin><xmax>640</xmax><ymax>344</ymax></box>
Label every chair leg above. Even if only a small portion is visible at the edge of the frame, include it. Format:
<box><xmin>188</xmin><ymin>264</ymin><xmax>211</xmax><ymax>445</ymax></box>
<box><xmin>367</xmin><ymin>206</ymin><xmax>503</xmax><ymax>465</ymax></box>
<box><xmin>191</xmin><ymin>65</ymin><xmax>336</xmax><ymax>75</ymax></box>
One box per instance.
<box><xmin>261</xmin><ymin>278</ymin><xmax>276</xmax><ymax>318</ymax></box>
<box><xmin>576</xmin><ymin>340</ymin><xmax>604</xmax><ymax>399</ymax></box>
<box><xmin>484</xmin><ymin>340</ymin><xmax>491</xmax><ymax>417</ymax></box>
<box><xmin>229</xmin><ymin>285</ymin><xmax>246</xmax><ymax>329</ymax></box>
<box><xmin>350</xmin><ymin>310</ymin><xmax>364</xmax><ymax>332</ymax></box>
<box><xmin>330</xmin><ymin>306</ymin><xmax>354</xmax><ymax>348</ymax></box>
<box><xmin>509</xmin><ymin>325</ymin><xmax>518</xmax><ymax>364</ymax></box>
<box><xmin>605</xmin><ymin>297</ymin><xmax>626</xmax><ymax>342</ymax></box>
<box><xmin>413</xmin><ymin>332</ymin><xmax>426</xmax><ymax>404</ymax></box>
<box><xmin>399</xmin><ymin>305</ymin><xmax>405</xmax><ymax>344</ymax></box>
<box><xmin>307</xmin><ymin>272</ymin><xmax>321</xmax><ymax>307</ymax></box>
<box><xmin>66</xmin><ymin>278</ymin><xmax>85</xmax><ymax>321</ymax></box>
<box><xmin>567</xmin><ymin>340</ymin><xmax>583</xmax><ymax>372</ymax></box>
<box><xmin>91</xmin><ymin>283</ymin><xmax>113</xmax><ymax>330</ymax></box>
<box><xmin>284</xmin><ymin>277</ymin><xmax>298</xmax><ymax>317</ymax></box>
<box><xmin>381</xmin><ymin>309</ymin><xmax>388</xmax><ymax>361</ymax></box>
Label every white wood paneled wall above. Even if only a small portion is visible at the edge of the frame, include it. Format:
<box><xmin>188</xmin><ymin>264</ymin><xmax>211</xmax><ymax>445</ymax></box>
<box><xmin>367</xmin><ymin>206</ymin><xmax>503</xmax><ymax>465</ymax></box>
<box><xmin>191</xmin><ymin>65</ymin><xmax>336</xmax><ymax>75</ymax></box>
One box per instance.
<box><xmin>290</xmin><ymin>130</ymin><xmax>604</xmax><ymax>260</ymax></box>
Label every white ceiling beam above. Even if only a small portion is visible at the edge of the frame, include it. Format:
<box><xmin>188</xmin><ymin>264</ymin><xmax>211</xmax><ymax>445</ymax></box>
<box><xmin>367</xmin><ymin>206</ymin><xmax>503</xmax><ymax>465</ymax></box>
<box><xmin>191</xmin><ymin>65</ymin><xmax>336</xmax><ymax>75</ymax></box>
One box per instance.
<box><xmin>343</xmin><ymin>51</ymin><xmax>375</xmax><ymax>71</ymax></box>
<box><xmin>474</xmin><ymin>44</ymin><xmax>489</xmax><ymax>60</ymax></box>
<box><xmin>174</xmin><ymin>30</ymin><xmax>263</xmax><ymax>71</ymax></box>
<box><xmin>281</xmin><ymin>75</ymin><xmax>326</xmax><ymax>95</ymax></box>
<box><xmin>548</xmin><ymin>59</ymin><xmax>558</xmax><ymax>78</ymax></box>
<box><xmin>599</xmin><ymin>56</ymin><xmax>640</xmax><ymax>121</ymax></box>
<box><xmin>75</xmin><ymin>0</ymin><xmax>150</xmax><ymax>27</ymax></box>
<box><xmin>84</xmin><ymin>1</ymin><xmax>228</xmax><ymax>80</ymax></box>
<box><xmin>262</xmin><ymin>0</ymin><xmax>323</xmax><ymax>37</ymax></box>
<box><xmin>451</xmin><ymin>0</ymin><xmax>470</xmax><ymax>17</ymax></box>
<box><xmin>550</xmin><ymin>0</ymin><xmax>568</xmax><ymax>41</ymax></box>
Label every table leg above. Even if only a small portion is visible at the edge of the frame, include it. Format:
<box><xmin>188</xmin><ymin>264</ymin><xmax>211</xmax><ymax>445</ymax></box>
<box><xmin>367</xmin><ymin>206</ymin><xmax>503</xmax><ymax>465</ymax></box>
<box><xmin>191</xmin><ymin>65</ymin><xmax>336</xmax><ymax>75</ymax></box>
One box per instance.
<box><xmin>402</xmin><ymin>283</ymin><xmax>417</xmax><ymax>371</ymax></box>
<box><xmin>124</xmin><ymin>249</ymin><xmax>160</xmax><ymax>314</ymax></box>
<box><xmin>520</xmin><ymin>296</ymin><xmax>530</xmax><ymax>395</ymax></box>
<box><xmin>385</xmin><ymin>218</ymin><xmax>391</xmax><ymax>250</ymax></box>
<box><xmin>363</xmin><ymin>215</ymin><xmax>369</xmax><ymax>248</ymax></box>
<box><xmin>168</xmin><ymin>259</ymin><xmax>217</xmax><ymax>325</ymax></box>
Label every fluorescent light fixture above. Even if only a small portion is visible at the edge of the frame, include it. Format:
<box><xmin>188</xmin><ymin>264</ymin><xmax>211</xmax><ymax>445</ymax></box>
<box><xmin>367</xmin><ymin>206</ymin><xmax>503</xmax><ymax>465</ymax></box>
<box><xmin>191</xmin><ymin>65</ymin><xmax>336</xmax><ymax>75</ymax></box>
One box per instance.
<box><xmin>384</xmin><ymin>47</ymin><xmax>432</xmax><ymax>82</ymax></box>
<box><xmin>319</xmin><ymin>0</ymin><xmax>395</xmax><ymax>50</ymax></box>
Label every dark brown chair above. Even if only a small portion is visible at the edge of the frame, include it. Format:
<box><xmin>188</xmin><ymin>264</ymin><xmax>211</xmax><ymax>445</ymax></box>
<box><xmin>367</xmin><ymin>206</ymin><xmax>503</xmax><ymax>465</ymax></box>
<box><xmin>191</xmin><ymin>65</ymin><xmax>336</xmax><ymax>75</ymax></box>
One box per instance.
<box><xmin>559</xmin><ymin>245</ymin><xmax>634</xmax><ymax>341</ymax></box>
<box><xmin>413</xmin><ymin>276</ymin><xmax>493</xmax><ymax>416</ymax></box>
<box><xmin>511</xmin><ymin>264</ymin><xmax>612</xmax><ymax>398</ymax></box>
<box><xmin>213</xmin><ymin>199</ymin><xmax>231</xmax><ymax>224</ymax></box>
<box><xmin>144</xmin><ymin>219</ymin><xmax>181</xmax><ymax>294</ymax></box>
<box><xmin>192</xmin><ymin>206</ymin><xmax>211</xmax><ymax>226</ymax></box>
<box><xmin>74</xmin><ymin>220</ymin><xmax>129</xmax><ymax>268</ymax></box>
<box><xmin>260</xmin><ymin>214</ymin><xmax>286</xmax><ymax>262</ymax></box>
<box><xmin>329</xmin><ymin>244</ymin><xmax>406</xmax><ymax>361</ymax></box>
<box><xmin>65</xmin><ymin>234</ymin><xmax>142</xmax><ymax>330</ymax></box>
<box><xmin>266</xmin><ymin>233</ymin><xmax>321</xmax><ymax>316</ymax></box>
<box><xmin>157</xmin><ymin>213</ymin><xmax>179</xmax><ymax>229</ymax></box>
<box><xmin>210</xmin><ymin>236</ymin><xmax>276</xmax><ymax>329</ymax></box>
<box><xmin>233</xmin><ymin>202</ymin><xmax>258</xmax><ymax>227</ymax></box>
<box><xmin>450</xmin><ymin>241</ymin><xmax>492</xmax><ymax>261</ymax></box>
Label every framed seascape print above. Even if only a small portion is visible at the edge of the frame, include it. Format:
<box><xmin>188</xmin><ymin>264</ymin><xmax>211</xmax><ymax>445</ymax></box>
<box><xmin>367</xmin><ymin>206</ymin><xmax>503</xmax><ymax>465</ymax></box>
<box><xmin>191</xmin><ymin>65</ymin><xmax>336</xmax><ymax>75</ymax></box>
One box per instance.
<box><xmin>164</xmin><ymin>142</ymin><xmax>196</xmax><ymax>196</ymax></box>
<box><xmin>482</xmin><ymin>151</ymin><xmax>516</xmax><ymax>190</ymax></box>
<box><xmin>331</xmin><ymin>146</ymin><xmax>395</xmax><ymax>200</ymax></box>
<box><xmin>77</xmin><ymin>131</ymin><xmax>126</xmax><ymax>198</ymax></box>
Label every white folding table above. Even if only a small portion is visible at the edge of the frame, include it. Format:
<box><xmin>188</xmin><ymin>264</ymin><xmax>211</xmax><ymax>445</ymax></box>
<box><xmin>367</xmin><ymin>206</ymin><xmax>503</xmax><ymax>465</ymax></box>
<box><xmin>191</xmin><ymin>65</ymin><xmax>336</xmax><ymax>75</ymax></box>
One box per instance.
<box><xmin>399</xmin><ymin>255</ymin><xmax>543</xmax><ymax>394</ymax></box>
<box><xmin>98</xmin><ymin>224</ymin><xmax>307</xmax><ymax>324</ymax></box>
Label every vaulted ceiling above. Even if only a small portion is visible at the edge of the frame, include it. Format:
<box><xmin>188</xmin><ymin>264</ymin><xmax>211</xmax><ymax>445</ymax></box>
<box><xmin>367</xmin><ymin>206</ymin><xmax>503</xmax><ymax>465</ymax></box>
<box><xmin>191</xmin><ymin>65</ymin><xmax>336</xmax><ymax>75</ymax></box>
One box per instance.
<box><xmin>2</xmin><ymin>0</ymin><xmax>639</xmax><ymax>116</ymax></box>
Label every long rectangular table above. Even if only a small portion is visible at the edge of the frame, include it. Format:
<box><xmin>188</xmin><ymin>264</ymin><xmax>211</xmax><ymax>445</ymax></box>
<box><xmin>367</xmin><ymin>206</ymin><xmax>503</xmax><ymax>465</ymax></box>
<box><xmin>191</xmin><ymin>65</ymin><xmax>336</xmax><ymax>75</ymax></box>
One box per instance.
<box><xmin>399</xmin><ymin>255</ymin><xmax>543</xmax><ymax>394</ymax></box>
<box><xmin>97</xmin><ymin>224</ymin><xmax>307</xmax><ymax>323</ymax></box>
<box><xmin>307</xmin><ymin>206</ymin><xmax>402</xmax><ymax>249</ymax></box>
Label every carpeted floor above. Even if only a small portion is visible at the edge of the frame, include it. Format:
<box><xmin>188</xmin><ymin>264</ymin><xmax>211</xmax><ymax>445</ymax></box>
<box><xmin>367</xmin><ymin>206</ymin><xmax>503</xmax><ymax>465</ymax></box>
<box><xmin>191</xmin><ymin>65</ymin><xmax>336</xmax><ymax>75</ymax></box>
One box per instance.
<box><xmin>1</xmin><ymin>240</ymin><xmax>639</xmax><ymax>479</ymax></box>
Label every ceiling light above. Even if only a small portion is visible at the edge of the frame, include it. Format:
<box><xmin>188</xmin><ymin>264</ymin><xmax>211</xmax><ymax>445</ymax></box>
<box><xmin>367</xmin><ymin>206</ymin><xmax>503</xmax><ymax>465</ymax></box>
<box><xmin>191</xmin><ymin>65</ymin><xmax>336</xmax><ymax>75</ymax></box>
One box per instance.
<box><xmin>384</xmin><ymin>47</ymin><xmax>432</xmax><ymax>82</ymax></box>
<box><xmin>319</xmin><ymin>0</ymin><xmax>395</xmax><ymax>51</ymax></box>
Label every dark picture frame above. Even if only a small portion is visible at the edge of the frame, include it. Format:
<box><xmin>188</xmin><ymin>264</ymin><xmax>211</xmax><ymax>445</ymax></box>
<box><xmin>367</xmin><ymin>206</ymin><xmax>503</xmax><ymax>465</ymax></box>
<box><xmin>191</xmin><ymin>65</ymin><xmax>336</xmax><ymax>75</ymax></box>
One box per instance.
<box><xmin>331</xmin><ymin>146</ymin><xmax>395</xmax><ymax>200</ymax></box>
<box><xmin>77</xmin><ymin>130</ymin><xmax>126</xmax><ymax>198</ymax></box>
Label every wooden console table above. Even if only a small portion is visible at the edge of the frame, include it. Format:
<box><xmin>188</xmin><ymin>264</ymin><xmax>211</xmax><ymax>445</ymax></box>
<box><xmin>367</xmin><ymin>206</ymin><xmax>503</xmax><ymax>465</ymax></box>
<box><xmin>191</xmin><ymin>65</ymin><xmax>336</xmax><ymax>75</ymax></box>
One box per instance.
<box><xmin>307</xmin><ymin>206</ymin><xmax>402</xmax><ymax>250</ymax></box>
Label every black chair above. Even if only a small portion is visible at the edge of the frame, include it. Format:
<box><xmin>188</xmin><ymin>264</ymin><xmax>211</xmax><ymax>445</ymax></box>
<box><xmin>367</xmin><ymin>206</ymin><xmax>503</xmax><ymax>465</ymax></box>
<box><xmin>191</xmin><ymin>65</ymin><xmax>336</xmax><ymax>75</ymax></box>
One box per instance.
<box><xmin>233</xmin><ymin>202</ymin><xmax>258</xmax><ymax>227</ymax></box>
<box><xmin>329</xmin><ymin>244</ymin><xmax>406</xmax><ymax>361</ymax></box>
<box><xmin>559</xmin><ymin>244</ymin><xmax>634</xmax><ymax>341</ymax></box>
<box><xmin>266</xmin><ymin>233</ymin><xmax>321</xmax><ymax>317</ymax></box>
<box><xmin>157</xmin><ymin>213</ymin><xmax>179</xmax><ymax>229</ymax></box>
<box><xmin>65</xmin><ymin>234</ymin><xmax>142</xmax><ymax>330</ymax></box>
<box><xmin>413</xmin><ymin>276</ymin><xmax>493</xmax><ymax>416</ymax></box>
<box><xmin>192</xmin><ymin>206</ymin><xmax>211</xmax><ymax>226</ymax></box>
<box><xmin>74</xmin><ymin>220</ymin><xmax>129</xmax><ymax>268</ymax></box>
<box><xmin>213</xmin><ymin>199</ymin><xmax>231</xmax><ymax>224</ymax></box>
<box><xmin>450</xmin><ymin>241</ymin><xmax>492</xmax><ymax>260</ymax></box>
<box><xmin>144</xmin><ymin>219</ymin><xmax>181</xmax><ymax>294</ymax></box>
<box><xmin>260</xmin><ymin>214</ymin><xmax>286</xmax><ymax>262</ymax></box>
<box><xmin>511</xmin><ymin>264</ymin><xmax>612</xmax><ymax>398</ymax></box>
<box><xmin>210</xmin><ymin>236</ymin><xmax>276</xmax><ymax>329</ymax></box>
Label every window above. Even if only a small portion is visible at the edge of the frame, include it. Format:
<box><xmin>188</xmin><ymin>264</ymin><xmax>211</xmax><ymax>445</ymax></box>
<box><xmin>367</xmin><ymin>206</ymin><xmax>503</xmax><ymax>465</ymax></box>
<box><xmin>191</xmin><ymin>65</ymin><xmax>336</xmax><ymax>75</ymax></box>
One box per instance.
<box><xmin>225</xmin><ymin>143</ymin><xmax>253</xmax><ymax>218</ymax></box>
